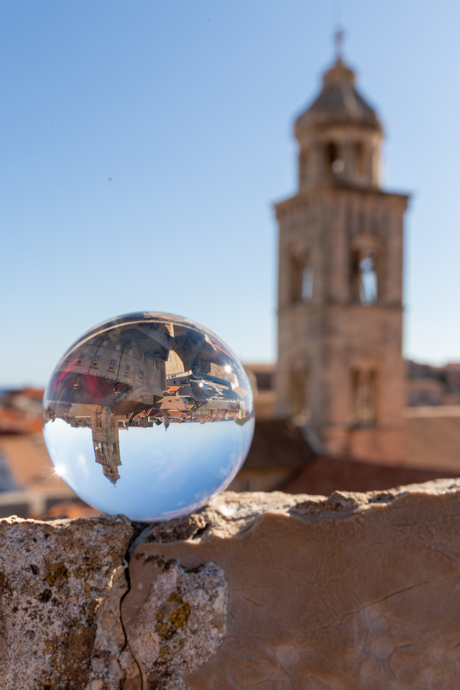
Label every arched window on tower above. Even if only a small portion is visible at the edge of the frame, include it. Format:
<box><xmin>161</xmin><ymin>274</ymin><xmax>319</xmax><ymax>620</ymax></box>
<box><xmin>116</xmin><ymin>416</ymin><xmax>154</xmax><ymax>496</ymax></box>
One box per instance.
<box><xmin>351</xmin><ymin>248</ymin><xmax>378</xmax><ymax>304</ymax></box>
<box><xmin>351</xmin><ymin>368</ymin><xmax>377</xmax><ymax>426</ymax></box>
<box><xmin>290</xmin><ymin>252</ymin><xmax>313</xmax><ymax>303</ymax></box>
<box><xmin>325</xmin><ymin>141</ymin><xmax>344</xmax><ymax>176</ymax></box>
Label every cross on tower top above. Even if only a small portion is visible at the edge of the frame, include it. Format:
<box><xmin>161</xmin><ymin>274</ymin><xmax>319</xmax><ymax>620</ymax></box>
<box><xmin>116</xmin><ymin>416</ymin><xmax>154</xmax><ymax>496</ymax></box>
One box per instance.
<box><xmin>334</xmin><ymin>28</ymin><xmax>345</xmax><ymax>58</ymax></box>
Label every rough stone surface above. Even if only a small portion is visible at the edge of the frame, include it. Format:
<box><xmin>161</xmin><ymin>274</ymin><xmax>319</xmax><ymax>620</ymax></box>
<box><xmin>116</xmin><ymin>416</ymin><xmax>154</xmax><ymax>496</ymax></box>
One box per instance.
<box><xmin>0</xmin><ymin>514</ymin><xmax>132</xmax><ymax>690</ymax></box>
<box><xmin>122</xmin><ymin>557</ymin><xmax>228</xmax><ymax>690</ymax></box>
<box><xmin>129</xmin><ymin>481</ymin><xmax>460</xmax><ymax>689</ymax></box>
<box><xmin>2</xmin><ymin>482</ymin><xmax>460</xmax><ymax>688</ymax></box>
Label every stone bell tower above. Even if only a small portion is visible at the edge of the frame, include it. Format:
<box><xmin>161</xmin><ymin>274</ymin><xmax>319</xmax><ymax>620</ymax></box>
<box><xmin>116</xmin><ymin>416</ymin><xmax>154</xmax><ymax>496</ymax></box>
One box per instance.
<box><xmin>275</xmin><ymin>40</ymin><xmax>409</xmax><ymax>464</ymax></box>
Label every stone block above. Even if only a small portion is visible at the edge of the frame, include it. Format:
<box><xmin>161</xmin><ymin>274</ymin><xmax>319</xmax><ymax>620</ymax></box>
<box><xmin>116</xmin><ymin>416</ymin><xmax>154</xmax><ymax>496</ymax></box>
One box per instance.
<box><xmin>1</xmin><ymin>483</ymin><xmax>460</xmax><ymax>688</ymax></box>
<box><xmin>127</xmin><ymin>483</ymin><xmax>460</xmax><ymax>689</ymax></box>
<box><xmin>0</xmin><ymin>515</ymin><xmax>132</xmax><ymax>690</ymax></box>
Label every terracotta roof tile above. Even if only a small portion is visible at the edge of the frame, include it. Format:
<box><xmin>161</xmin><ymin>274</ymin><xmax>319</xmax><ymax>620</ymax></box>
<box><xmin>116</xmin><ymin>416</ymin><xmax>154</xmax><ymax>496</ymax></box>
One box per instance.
<box><xmin>243</xmin><ymin>419</ymin><xmax>314</xmax><ymax>470</ymax></box>
<box><xmin>283</xmin><ymin>456</ymin><xmax>460</xmax><ymax>496</ymax></box>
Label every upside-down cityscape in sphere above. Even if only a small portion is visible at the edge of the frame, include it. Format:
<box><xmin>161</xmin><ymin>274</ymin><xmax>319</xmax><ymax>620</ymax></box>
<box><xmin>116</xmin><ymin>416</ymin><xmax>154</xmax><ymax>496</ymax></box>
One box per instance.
<box><xmin>42</xmin><ymin>312</ymin><xmax>254</xmax><ymax>521</ymax></box>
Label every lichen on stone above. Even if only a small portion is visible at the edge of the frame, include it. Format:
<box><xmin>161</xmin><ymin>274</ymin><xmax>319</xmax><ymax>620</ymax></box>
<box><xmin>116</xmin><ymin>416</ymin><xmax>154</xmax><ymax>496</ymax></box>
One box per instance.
<box><xmin>0</xmin><ymin>515</ymin><xmax>133</xmax><ymax>690</ymax></box>
<box><xmin>46</xmin><ymin>562</ymin><xmax>68</xmax><ymax>586</ymax></box>
<box><xmin>155</xmin><ymin>588</ymin><xmax>191</xmax><ymax>644</ymax></box>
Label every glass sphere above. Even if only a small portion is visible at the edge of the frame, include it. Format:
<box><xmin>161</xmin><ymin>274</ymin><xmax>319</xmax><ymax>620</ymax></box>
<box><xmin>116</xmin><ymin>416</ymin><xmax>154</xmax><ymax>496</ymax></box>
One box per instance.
<box><xmin>43</xmin><ymin>312</ymin><xmax>254</xmax><ymax>521</ymax></box>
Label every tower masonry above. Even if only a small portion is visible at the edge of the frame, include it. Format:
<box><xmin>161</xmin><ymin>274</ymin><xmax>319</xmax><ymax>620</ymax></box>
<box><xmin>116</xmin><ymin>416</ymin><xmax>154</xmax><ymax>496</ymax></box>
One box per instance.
<box><xmin>275</xmin><ymin>48</ymin><xmax>409</xmax><ymax>464</ymax></box>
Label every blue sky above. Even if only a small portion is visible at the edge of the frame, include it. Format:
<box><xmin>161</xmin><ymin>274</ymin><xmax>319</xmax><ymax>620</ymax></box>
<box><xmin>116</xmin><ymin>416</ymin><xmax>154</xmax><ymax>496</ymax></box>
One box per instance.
<box><xmin>1</xmin><ymin>1</ymin><xmax>459</xmax><ymax>387</ymax></box>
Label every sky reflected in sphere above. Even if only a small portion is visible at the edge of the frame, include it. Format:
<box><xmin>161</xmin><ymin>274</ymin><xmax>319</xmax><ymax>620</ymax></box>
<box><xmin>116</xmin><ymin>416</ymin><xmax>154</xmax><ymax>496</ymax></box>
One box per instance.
<box><xmin>43</xmin><ymin>312</ymin><xmax>254</xmax><ymax>521</ymax></box>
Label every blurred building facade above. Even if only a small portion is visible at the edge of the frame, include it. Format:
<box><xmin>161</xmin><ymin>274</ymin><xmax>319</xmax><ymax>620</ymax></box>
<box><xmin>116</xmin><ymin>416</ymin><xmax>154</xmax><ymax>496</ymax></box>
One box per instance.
<box><xmin>235</xmin><ymin>43</ymin><xmax>460</xmax><ymax>493</ymax></box>
<box><xmin>275</xmin><ymin>45</ymin><xmax>408</xmax><ymax>465</ymax></box>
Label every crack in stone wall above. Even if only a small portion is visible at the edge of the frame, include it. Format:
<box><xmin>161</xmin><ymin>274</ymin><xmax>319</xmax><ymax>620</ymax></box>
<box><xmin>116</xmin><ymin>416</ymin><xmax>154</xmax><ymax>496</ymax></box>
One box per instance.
<box><xmin>0</xmin><ymin>480</ymin><xmax>460</xmax><ymax>688</ymax></box>
<box><xmin>121</xmin><ymin>559</ymin><xmax>228</xmax><ymax>690</ymax></box>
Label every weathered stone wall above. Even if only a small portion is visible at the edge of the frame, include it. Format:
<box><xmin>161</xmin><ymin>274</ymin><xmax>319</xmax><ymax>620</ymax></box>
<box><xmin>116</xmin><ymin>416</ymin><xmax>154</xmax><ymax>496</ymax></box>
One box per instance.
<box><xmin>1</xmin><ymin>480</ymin><xmax>460</xmax><ymax>689</ymax></box>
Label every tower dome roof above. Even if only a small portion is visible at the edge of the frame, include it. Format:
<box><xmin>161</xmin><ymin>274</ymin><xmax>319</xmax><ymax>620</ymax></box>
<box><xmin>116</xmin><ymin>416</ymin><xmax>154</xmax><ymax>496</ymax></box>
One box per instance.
<box><xmin>295</xmin><ymin>57</ymin><xmax>383</xmax><ymax>134</ymax></box>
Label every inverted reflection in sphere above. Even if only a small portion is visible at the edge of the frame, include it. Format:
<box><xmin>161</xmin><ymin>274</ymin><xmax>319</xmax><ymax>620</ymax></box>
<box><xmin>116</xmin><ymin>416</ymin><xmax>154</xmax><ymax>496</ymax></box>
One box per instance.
<box><xmin>42</xmin><ymin>312</ymin><xmax>254</xmax><ymax>521</ymax></box>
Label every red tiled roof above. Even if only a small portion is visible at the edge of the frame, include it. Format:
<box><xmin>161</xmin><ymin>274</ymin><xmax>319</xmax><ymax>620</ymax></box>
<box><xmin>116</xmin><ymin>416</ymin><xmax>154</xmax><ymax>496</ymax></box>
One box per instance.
<box><xmin>283</xmin><ymin>456</ymin><xmax>460</xmax><ymax>496</ymax></box>
<box><xmin>243</xmin><ymin>419</ymin><xmax>314</xmax><ymax>470</ymax></box>
<box><xmin>0</xmin><ymin>409</ymin><xmax>42</xmax><ymax>435</ymax></box>
<box><xmin>18</xmin><ymin>388</ymin><xmax>44</xmax><ymax>401</ymax></box>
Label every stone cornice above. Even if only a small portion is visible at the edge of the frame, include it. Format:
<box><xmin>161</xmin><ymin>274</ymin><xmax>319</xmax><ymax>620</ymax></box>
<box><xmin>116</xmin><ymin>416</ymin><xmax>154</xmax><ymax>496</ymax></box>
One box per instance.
<box><xmin>274</xmin><ymin>182</ymin><xmax>410</xmax><ymax>218</ymax></box>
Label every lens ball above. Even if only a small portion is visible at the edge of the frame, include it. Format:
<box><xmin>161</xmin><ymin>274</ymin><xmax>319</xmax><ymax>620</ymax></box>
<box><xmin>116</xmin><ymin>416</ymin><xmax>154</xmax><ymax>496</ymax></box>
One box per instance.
<box><xmin>43</xmin><ymin>312</ymin><xmax>254</xmax><ymax>521</ymax></box>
